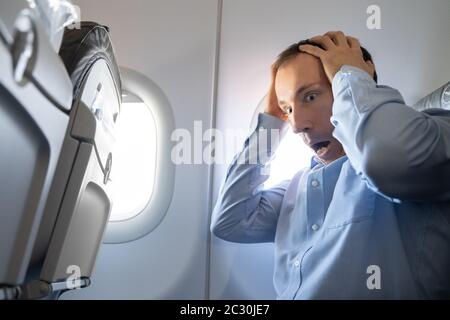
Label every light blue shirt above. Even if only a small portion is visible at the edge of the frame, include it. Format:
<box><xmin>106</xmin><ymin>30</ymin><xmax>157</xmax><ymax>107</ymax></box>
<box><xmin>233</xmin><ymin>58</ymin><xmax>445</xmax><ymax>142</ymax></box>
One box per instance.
<box><xmin>211</xmin><ymin>66</ymin><xmax>450</xmax><ymax>299</ymax></box>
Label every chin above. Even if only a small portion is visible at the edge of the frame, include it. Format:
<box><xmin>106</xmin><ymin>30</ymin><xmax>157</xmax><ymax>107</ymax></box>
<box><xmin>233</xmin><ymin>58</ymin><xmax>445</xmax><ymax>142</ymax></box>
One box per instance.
<box><xmin>317</xmin><ymin>150</ymin><xmax>343</xmax><ymax>165</ymax></box>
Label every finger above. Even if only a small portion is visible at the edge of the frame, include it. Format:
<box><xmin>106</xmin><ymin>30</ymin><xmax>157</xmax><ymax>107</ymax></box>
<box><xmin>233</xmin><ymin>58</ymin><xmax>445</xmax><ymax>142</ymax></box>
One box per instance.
<box><xmin>309</xmin><ymin>35</ymin><xmax>335</xmax><ymax>50</ymax></box>
<box><xmin>346</xmin><ymin>36</ymin><xmax>361</xmax><ymax>49</ymax></box>
<box><xmin>324</xmin><ymin>31</ymin><xmax>348</xmax><ymax>47</ymax></box>
<box><xmin>298</xmin><ymin>44</ymin><xmax>325</xmax><ymax>58</ymax></box>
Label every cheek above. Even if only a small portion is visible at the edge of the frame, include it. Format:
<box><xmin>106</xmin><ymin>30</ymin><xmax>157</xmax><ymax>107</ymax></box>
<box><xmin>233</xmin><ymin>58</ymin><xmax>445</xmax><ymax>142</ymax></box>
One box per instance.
<box><xmin>316</xmin><ymin>96</ymin><xmax>334</xmax><ymax>124</ymax></box>
<box><xmin>313</xmin><ymin>106</ymin><xmax>333</xmax><ymax>128</ymax></box>
<box><xmin>320</xmin><ymin>94</ymin><xmax>334</xmax><ymax>115</ymax></box>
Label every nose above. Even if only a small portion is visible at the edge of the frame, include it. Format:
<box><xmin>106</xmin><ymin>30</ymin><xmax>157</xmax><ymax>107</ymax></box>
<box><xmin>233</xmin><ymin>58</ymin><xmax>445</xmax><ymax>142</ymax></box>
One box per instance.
<box><xmin>290</xmin><ymin>104</ymin><xmax>313</xmax><ymax>134</ymax></box>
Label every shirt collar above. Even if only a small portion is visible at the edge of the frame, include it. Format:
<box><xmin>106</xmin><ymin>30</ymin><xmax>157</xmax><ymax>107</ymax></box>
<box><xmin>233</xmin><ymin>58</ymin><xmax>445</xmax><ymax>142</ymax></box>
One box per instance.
<box><xmin>310</xmin><ymin>155</ymin><xmax>348</xmax><ymax>170</ymax></box>
<box><xmin>310</xmin><ymin>156</ymin><xmax>323</xmax><ymax>169</ymax></box>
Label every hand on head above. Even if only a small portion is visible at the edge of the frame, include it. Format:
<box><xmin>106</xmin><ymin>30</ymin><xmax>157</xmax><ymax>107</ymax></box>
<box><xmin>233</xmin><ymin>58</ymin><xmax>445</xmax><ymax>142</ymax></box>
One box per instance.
<box><xmin>298</xmin><ymin>31</ymin><xmax>375</xmax><ymax>83</ymax></box>
<box><xmin>264</xmin><ymin>62</ymin><xmax>289</xmax><ymax>121</ymax></box>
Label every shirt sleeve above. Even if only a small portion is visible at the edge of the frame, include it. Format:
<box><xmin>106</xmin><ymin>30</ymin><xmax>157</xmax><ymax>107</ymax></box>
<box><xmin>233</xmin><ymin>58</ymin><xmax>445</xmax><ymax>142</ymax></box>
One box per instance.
<box><xmin>210</xmin><ymin>113</ymin><xmax>290</xmax><ymax>243</ymax></box>
<box><xmin>331</xmin><ymin>65</ymin><xmax>450</xmax><ymax>202</ymax></box>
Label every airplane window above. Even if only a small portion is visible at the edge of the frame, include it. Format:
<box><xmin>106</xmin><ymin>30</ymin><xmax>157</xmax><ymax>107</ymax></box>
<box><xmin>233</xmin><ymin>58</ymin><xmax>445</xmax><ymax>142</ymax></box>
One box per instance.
<box><xmin>109</xmin><ymin>92</ymin><xmax>157</xmax><ymax>222</ymax></box>
<box><xmin>252</xmin><ymin>96</ymin><xmax>314</xmax><ymax>188</ymax></box>
<box><xmin>104</xmin><ymin>67</ymin><xmax>175</xmax><ymax>244</ymax></box>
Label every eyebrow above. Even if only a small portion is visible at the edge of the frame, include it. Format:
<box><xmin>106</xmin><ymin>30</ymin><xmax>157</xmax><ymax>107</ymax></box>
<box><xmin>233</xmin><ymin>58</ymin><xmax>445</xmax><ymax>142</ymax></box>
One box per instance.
<box><xmin>278</xmin><ymin>83</ymin><xmax>320</xmax><ymax>105</ymax></box>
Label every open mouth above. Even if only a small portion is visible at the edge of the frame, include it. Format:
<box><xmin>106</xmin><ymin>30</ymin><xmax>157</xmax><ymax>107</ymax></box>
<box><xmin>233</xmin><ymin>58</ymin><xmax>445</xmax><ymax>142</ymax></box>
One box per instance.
<box><xmin>311</xmin><ymin>141</ymin><xmax>331</xmax><ymax>156</ymax></box>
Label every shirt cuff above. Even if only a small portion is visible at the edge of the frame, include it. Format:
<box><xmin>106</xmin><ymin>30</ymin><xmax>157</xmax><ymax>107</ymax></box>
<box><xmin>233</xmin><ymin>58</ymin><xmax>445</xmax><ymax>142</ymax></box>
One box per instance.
<box><xmin>252</xmin><ymin>113</ymin><xmax>290</xmax><ymax>161</ymax></box>
<box><xmin>332</xmin><ymin>65</ymin><xmax>376</xmax><ymax>98</ymax></box>
<box><xmin>257</xmin><ymin>112</ymin><xmax>289</xmax><ymax>131</ymax></box>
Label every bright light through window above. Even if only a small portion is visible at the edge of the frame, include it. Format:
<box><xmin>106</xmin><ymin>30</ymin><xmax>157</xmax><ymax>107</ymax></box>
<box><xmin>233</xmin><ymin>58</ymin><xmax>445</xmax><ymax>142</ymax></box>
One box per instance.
<box><xmin>264</xmin><ymin>129</ymin><xmax>314</xmax><ymax>188</ymax></box>
<box><xmin>109</xmin><ymin>95</ymin><xmax>157</xmax><ymax>222</ymax></box>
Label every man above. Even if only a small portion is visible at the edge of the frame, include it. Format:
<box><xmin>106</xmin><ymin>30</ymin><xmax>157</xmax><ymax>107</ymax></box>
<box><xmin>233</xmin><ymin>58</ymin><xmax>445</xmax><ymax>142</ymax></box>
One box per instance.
<box><xmin>210</xmin><ymin>31</ymin><xmax>450</xmax><ymax>299</ymax></box>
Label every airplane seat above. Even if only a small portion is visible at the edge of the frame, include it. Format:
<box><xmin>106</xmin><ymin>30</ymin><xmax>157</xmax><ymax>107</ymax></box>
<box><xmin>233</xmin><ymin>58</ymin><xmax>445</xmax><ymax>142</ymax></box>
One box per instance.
<box><xmin>413</xmin><ymin>81</ymin><xmax>450</xmax><ymax>111</ymax></box>
<box><xmin>0</xmin><ymin>1</ymin><xmax>122</xmax><ymax>300</ymax></box>
<box><xmin>0</xmin><ymin>0</ymin><xmax>75</xmax><ymax>300</ymax></box>
<box><xmin>22</xmin><ymin>21</ymin><xmax>122</xmax><ymax>300</ymax></box>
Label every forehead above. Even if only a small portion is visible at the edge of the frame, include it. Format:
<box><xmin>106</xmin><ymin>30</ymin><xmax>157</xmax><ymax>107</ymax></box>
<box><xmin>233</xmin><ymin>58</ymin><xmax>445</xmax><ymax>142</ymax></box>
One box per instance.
<box><xmin>275</xmin><ymin>53</ymin><xmax>327</xmax><ymax>96</ymax></box>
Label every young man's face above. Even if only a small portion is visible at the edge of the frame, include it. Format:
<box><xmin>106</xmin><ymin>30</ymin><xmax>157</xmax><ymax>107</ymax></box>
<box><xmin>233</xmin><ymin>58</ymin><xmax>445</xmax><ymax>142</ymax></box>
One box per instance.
<box><xmin>275</xmin><ymin>52</ymin><xmax>346</xmax><ymax>165</ymax></box>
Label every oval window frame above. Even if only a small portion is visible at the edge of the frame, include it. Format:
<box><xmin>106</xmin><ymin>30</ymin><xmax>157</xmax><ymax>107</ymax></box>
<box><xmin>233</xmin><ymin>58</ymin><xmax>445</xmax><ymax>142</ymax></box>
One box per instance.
<box><xmin>103</xmin><ymin>67</ymin><xmax>175</xmax><ymax>244</ymax></box>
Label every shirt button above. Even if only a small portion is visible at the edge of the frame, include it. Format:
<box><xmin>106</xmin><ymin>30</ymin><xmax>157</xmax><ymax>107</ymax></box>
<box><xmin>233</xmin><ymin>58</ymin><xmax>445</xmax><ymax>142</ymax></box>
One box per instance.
<box><xmin>311</xmin><ymin>179</ymin><xmax>320</xmax><ymax>188</ymax></box>
<box><xmin>294</xmin><ymin>261</ymin><xmax>300</xmax><ymax>268</ymax></box>
<box><xmin>312</xmin><ymin>224</ymin><xmax>320</xmax><ymax>231</ymax></box>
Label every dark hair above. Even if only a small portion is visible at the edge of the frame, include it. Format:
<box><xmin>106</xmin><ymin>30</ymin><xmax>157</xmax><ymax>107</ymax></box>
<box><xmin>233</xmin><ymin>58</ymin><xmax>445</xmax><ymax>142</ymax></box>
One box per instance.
<box><xmin>273</xmin><ymin>39</ymin><xmax>378</xmax><ymax>83</ymax></box>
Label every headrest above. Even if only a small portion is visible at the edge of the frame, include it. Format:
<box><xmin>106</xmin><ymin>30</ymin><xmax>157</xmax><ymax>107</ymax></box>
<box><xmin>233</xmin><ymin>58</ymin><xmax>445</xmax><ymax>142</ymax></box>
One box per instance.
<box><xmin>413</xmin><ymin>82</ymin><xmax>450</xmax><ymax>111</ymax></box>
<box><xmin>59</xmin><ymin>21</ymin><xmax>122</xmax><ymax>103</ymax></box>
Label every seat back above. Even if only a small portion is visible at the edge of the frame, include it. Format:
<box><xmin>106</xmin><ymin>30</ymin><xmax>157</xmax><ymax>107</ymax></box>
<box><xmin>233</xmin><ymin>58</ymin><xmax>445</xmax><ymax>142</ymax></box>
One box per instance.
<box><xmin>0</xmin><ymin>2</ymin><xmax>73</xmax><ymax>297</ymax></box>
<box><xmin>0</xmin><ymin>4</ymin><xmax>121</xmax><ymax>299</ymax></box>
<box><xmin>413</xmin><ymin>81</ymin><xmax>450</xmax><ymax>111</ymax></box>
<box><xmin>24</xmin><ymin>22</ymin><xmax>121</xmax><ymax>299</ymax></box>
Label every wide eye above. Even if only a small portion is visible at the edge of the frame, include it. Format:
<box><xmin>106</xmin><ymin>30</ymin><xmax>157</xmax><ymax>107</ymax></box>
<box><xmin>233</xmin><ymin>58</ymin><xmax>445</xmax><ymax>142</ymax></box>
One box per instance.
<box><xmin>283</xmin><ymin>106</ymin><xmax>293</xmax><ymax>115</ymax></box>
<box><xmin>305</xmin><ymin>93</ymin><xmax>318</xmax><ymax>103</ymax></box>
